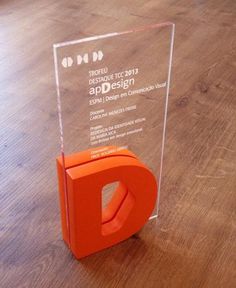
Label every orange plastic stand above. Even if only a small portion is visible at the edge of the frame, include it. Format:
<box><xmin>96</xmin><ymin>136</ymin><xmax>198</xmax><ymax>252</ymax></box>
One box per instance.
<box><xmin>57</xmin><ymin>146</ymin><xmax>157</xmax><ymax>259</ymax></box>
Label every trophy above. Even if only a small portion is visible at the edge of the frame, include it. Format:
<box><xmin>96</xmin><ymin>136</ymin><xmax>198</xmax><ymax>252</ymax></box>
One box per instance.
<box><xmin>53</xmin><ymin>22</ymin><xmax>175</xmax><ymax>259</ymax></box>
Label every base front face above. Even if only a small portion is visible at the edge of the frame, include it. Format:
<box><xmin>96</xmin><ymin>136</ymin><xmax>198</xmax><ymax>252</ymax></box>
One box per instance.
<box><xmin>57</xmin><ymin>147</ymin><xmax>157</xmax><ymax>259</ymax></box>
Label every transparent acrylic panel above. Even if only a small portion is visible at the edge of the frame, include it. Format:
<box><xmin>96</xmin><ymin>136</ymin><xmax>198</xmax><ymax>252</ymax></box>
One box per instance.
<box><xmin>54</xmin><ymin>22</ymin><xmax>175</xmax><ymax>220</ymax></box>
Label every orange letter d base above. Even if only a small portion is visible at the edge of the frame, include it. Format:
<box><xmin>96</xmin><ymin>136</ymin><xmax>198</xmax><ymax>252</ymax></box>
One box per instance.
<box><xmin>57</xmin><ymin>147</ymin><xmax>157</xmax><ymax>259</ymax></box>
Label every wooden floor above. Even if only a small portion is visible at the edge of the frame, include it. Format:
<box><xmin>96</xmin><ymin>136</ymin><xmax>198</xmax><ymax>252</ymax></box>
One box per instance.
<box><xmin>0</xmin><ymin>0</ymin><xmax>236</xmax><ymax>287</ymax></box>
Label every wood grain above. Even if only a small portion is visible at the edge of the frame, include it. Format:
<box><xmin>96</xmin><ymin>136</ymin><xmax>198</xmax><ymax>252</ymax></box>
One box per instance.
<box><xmin>0</xmin><ymin>0</ymin><xmax>235</xmax><ymax>287</ymax></box>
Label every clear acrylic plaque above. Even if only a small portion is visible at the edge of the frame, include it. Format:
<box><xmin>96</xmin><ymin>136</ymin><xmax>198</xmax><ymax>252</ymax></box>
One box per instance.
<box><xmin>53</xmin><ymin>22</ymin><xmax>175</xmax><ymax>221</ymax></box>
